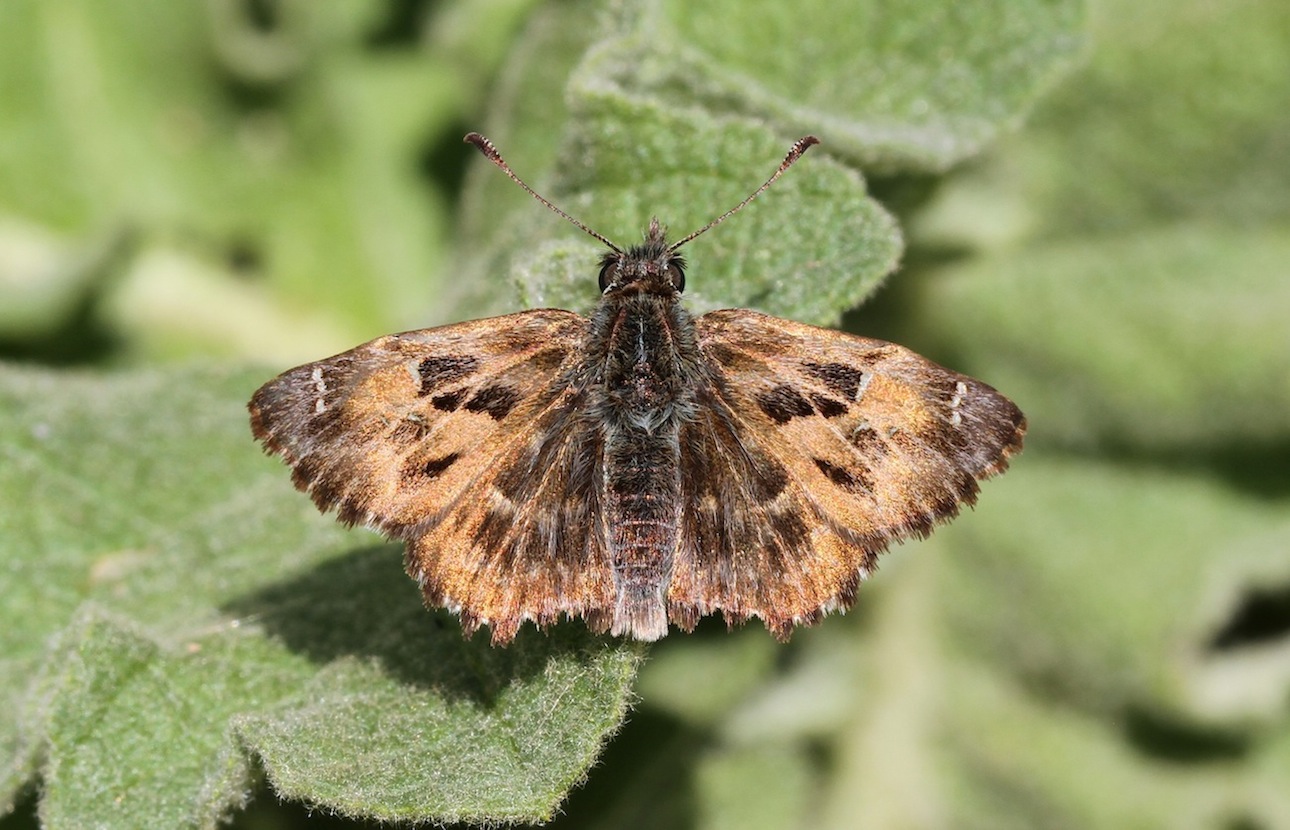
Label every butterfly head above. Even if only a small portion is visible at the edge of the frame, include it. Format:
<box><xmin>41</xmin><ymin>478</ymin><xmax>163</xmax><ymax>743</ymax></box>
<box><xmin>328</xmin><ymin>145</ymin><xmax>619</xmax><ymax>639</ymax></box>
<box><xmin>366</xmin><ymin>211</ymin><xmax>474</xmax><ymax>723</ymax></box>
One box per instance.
<box><xmin>598</xmin><ymin>217</ymin><xmax>686</xmax><ymax>295</ymax></box>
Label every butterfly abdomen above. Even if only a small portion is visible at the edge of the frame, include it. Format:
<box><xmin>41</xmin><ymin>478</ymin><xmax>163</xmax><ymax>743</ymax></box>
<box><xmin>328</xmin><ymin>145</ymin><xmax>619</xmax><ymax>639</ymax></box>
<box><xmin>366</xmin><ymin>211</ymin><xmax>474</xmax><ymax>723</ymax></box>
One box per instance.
<box><xmin>603</xmin><ymin>423</ymin><xmax>682</xmax><ymax>641</ymax></box>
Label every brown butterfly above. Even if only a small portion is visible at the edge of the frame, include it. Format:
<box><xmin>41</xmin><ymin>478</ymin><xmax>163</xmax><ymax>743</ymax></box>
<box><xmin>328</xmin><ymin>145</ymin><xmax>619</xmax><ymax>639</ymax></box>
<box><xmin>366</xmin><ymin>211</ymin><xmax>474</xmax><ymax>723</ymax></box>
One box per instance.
<box><xmin>249</xmin><ymin>133</ymin><xmax>1025</xmax><ymax>646</ymax></box>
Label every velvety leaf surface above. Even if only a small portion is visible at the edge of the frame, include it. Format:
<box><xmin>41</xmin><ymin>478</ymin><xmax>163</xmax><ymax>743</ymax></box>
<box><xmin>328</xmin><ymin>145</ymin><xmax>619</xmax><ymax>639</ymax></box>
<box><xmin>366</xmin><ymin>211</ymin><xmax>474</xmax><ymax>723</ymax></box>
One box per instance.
<box><xmin>0</xmin><ymin>0</ymin><xmax>457</xmax><ymax>363</ymax></box>
<box><xmin>915</xmin><ymin>225</ymin><xmax>1290</xmax><ymax>450</ymax></box>
<box><xmin>1005</xmin><ymin>0</ymin><xmax>1290</xmax><ymax>235</ymax></box>
<box><xmin>635</xmin><ymin>0</ymin><xmax>1085</xmax><ymax>172</ymax></box>
<box><xmin>940</xmin><ymin>456</ymin><xmax>1290</xmax><ymax>728</ymax></box>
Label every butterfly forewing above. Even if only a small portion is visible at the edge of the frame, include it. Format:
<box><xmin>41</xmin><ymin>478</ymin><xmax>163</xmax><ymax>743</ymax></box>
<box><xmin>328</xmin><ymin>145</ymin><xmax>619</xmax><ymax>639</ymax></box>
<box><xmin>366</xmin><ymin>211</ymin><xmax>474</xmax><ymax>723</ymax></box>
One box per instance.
<box><xmin>250</xmin><ymin>308</ymin><xmax>625</xmax><ymax>645</ymax></box>
<box><xmin>669</xmin><ymin>309</ymin><xmax>1026</xmax><ymax>636</ymax></box>
<box><xmin>249</xmin><ymin>309</ymin><xmax>588</xmax><ymax>535</ymax></box>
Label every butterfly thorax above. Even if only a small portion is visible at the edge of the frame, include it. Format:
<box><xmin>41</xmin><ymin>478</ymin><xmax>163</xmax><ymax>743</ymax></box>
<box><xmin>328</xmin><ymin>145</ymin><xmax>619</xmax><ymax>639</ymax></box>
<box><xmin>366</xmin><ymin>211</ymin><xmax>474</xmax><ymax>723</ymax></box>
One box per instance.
<box><xmin>591</xmin><ymin>219</ymin><xmax>698</xmax><ymax>431</ymax></box>
<box><xmin>589</xmin><ymin>289</ymin><xmax>699</xmax><ymax>431</ymax></box>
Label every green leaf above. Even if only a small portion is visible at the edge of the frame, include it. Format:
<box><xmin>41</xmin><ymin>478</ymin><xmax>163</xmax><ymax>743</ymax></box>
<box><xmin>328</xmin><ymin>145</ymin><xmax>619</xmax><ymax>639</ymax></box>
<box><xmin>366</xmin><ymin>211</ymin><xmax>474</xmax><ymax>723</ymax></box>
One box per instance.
<box><xmin>693</xmin><ymin>744</ymin><xmax>816</xmax><ymax>830</ymax></box>
<box><xmin>0</xmin><ymin>364</ymin><xmax>639</xmax><ymax>827</ymax></box>
<box><xmin>1014</xmin><ymin>0</ymin><xmax>1290</xmax><ymax>235</ymax></box>
<box><xmin>934</xmin><ymin>661</ymin><xmax>1290</xmax><ymax>830</ymax></box>
<box><xmin>634</xmin><ymin>627</ymin><xmax>780</xmax><ymax>726</ymax></box>
<box><xmin>939</xmin><ymin>456</ymin><xmax>1290</xmax><ymax>727</ymax></box>
<box><xmin>911</xmin><ymin>0</ymin><xmax>1290</xmax><ymax>249</ymax></box>
<box><xmin>0</xmin><ymin>0</ymin><xmax>456</xmax><ymax>358</ymax></box>
<box><xmin>517</xmin><ymin>117</ymin><xmax>903</xmax><ymax>326</ymax></box>
<box><xmin>454</xmin><ymin>2</ymin><xmax>906</xmax><ymax>325</ymax></box>
<box><xmin>10</xmin><ymin>0</ymin><xmax>1290</xmax><ymax>827</ymax></box>
<box><xmin>911</xmin><ymin>224</ymin><xmax>1290</xmax><ymax>451</ymax></box>
<box><xmin>598</xmin><ymin>0</ymin><xmax>1085</xmax><ymax>173</ymax></box>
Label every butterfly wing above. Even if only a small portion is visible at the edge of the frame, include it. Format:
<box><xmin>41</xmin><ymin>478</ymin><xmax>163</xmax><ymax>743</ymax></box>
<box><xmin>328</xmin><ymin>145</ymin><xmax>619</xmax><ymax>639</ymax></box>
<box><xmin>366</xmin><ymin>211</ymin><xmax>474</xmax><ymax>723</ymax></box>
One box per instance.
<box><xmin>250</xmin><ymin>309</ymin><xmax>615</xmax><ymax>643</ymax></box>
<box><xmin>672</xmin><ymin>308</ymin><xmax>1026</xmax><ymax>638</ymax></box>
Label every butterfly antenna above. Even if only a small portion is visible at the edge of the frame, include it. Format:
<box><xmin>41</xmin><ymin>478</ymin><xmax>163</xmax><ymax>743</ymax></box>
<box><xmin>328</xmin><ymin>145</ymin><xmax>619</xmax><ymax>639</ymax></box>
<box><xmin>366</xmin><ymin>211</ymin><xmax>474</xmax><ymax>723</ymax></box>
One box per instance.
<box><xmin>465</xmin><ymin>132</ymin><xmax>621</xmax><ymax>252</ymax></box>
<box><xmin>668</xmin><ymin>135</ymin><xmax>820</xmax><ymax>252</ymax></box>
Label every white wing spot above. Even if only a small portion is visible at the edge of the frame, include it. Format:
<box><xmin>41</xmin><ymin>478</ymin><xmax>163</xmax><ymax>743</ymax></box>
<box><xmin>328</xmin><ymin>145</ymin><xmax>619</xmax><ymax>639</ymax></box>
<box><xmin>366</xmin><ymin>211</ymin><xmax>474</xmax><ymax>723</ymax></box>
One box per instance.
<box><xmin>855</xmin><ymin>371</ymin><xmax>873</xmax><ymax>402</ymax></box>
<box><xmin>311</xmin><ymin>366</ymin><xmax>327</xmax><ymax>413</ymax></box>
<box><xmin>950</xmin><ymin>381</ymin><xmax>967</xmax><ymax>408</ymax></box>
<box><xmin>948</xmin><ymin>380</ymin><xmax>967</xmax><ymax>426</ymax></box>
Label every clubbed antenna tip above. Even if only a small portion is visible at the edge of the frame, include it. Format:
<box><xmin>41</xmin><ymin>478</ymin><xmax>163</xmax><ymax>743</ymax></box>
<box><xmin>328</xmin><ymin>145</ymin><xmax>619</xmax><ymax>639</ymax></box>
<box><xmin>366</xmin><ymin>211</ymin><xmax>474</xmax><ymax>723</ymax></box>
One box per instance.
<box><xmin>666</xmin><ymin>135</ymin><xmax>820</xmax><ymax>251</ymax></box>
<box><xmin>464</xmin><ymin>132</ymin><xmax>619</xmax><ymax>251</ymax></box>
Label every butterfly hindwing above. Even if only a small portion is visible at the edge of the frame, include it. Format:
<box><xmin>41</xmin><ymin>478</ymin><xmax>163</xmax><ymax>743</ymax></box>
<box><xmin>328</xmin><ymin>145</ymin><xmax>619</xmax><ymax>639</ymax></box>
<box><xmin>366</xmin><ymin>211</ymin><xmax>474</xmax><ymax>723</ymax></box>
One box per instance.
<box><xmin>407</xmin><ymin>380</ymin><xmax>617</xmax><ymax>645</ymax></box>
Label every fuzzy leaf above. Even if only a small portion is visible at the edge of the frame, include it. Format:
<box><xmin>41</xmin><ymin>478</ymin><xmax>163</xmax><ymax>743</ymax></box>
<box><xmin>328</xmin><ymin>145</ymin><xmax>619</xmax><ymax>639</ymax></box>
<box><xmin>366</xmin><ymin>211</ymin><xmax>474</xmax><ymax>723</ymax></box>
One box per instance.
<box><xmin>912</xmin><ymin>225</ymin><xmax>1290</xmax><ymax>451</ymax></box>
<box><xmin>9</xmin><ymin>0</ymin><xmax>1290</xmax><ymax>828</ymax></box>
<box><xmin>0</xmin><ymin>0</ymin><xmax>454</xmax><ymax>358</ymax></box>
<box><xmin>939</xmin><ymin>456</ymin><xmax>1290</xmax><ymax>728</ymax></box>
<box><xmin>1012</xmin><ymin>0</ymin><xmax>1290</xmax><ymax>234</ymax></box>
<box><xmin>598</xmin><ymin>0</ymin><xmax>1086</xmax><ymax>172</ymax></box>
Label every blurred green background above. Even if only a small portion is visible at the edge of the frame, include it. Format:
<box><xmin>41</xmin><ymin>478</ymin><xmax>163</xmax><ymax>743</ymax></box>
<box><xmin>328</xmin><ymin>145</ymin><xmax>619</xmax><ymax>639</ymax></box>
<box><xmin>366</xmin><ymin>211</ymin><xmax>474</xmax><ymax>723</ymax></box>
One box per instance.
<box><xmin>2</xmin><ymin>0</ymin><xmax>1289</xmax><ymax>828</ymax></box>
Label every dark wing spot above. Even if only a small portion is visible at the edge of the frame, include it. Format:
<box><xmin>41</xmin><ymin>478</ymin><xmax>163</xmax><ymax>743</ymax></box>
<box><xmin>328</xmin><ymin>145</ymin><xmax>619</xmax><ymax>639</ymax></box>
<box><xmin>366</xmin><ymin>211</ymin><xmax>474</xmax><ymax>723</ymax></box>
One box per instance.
<box><xmin>404</xmin><ymin>451</ymin><xmax>460</xmax><ymax>483</ymax></box>
<box><xmin>849</xmin><ymin>426</ymin><xmax>887</xmax><ymax>458</ymax></box>
<box><xmin>810</xmin><ymin>393</ymin><xmax>848</xmax><ymax>419</ymax></box>
<box><xmin>423</xmin><ymin>454</ymin><xmax>459</xmax><ymax>480</ymax></box>
<box><xmin>706</xmin><ymin>343</ymin><xmax>761</xmax><ymax>373</ymax></box>
<box><xmin>529</xmin><ymin>347</ymin><xmax>570</xmax><ymax>373</ymax></box>
<box><xmin>748</xmin><ymin>449</ymin><xmax>790</xmax><ymax>500</ymax></box>
<box><xmin>423</xmin><ymin>453</ymin><xmax>459</xmax><ymax>479</ymax></box>
<box><xmin>813</xmin><ymin>457</ymin><xmax>873</xmax><ymax>494</ymax></box>
<box><xmin>757</xmin><ymin>385</ymin><xmax>815</xmax><ymax>424</ymax></box>
<box><xmin>431</xmin><ymin>390</ymin><xmax>464</xmax><ymax>412</ymax></box>
<box><xmin>475</xmin><ymin>503</ymin><xmax>517</xmax><ymax>564</ymax></box>
<box><xmin>767</xmin><ymin>506</ymin><xmax>810</xmax><ymax>553</ymax></box>
<box><xmin>803</xmin><ymin>362</ymin><xmax>868</xmax><ymax>400</ymax></box>
<box><xmin>465</xmin><ymin>385</ymin><xmax>520</xmax><ymax>420</ymax></box>
<box><xmin>417</xmin><ymin>356</ymin><xmax>478</xmax><ymax>393</ymax></box>
<box><xmin>389</xmin><ymin>418</ymin><xmax>429</xmax><ymax>445</ymax></box>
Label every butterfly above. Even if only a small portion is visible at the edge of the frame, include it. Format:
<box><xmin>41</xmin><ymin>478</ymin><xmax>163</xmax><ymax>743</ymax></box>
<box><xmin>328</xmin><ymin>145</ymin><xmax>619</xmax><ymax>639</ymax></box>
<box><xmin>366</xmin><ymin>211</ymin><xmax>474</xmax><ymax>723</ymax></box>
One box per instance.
<box><xmin>249</xmin><ymin>133</ymin><xmax>1025</xmax><ymax>646</ymax></box>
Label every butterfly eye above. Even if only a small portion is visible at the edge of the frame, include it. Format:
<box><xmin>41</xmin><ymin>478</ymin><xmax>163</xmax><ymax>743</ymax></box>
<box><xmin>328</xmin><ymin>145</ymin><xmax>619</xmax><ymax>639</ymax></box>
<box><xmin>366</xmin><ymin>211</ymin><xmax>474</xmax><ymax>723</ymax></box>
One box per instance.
<box><xmin>667</xmin><ymin>262</ymin><xmax>686</xmax><ymax>293</ymax></box>
<box><xmin>598</xmin><ymin>262</ymin><xmax>617</xmax><ymax>292</ymax></box>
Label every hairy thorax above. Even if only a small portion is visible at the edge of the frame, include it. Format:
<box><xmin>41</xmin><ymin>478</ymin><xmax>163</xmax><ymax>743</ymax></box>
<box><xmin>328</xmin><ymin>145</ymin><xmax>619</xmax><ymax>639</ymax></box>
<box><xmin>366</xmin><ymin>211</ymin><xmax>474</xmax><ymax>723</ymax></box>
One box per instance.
<box><xmin>591</xmin><ymin>289</ymin><xmax>701</xmax><ymax>433</ymax></box>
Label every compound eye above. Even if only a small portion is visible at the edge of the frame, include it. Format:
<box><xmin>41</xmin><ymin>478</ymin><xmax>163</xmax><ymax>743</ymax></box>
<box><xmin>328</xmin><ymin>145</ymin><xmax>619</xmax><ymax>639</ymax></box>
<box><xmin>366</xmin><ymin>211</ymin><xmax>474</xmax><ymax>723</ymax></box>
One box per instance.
<box><xmin>598</xmin><ymin>262</ymin><xmax>617</xmax><ymax>292</ymax></box>
<box><xmin>667</xmin><ymin>262</ymin><xmax>686</xmax><ymax>292</ymax></box>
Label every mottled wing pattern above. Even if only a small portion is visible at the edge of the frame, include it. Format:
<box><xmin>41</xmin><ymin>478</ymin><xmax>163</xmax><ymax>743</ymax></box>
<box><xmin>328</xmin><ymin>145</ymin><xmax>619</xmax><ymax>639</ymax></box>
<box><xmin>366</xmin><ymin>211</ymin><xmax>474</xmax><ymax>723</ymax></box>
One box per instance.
<box><xmin>249</xmin><ymin>309</ymin><xmax>614</xmax><ymax>644</ymax></box>
<box><xmin>672</xmin><ymin>308</ymin><xmax>1026</xmax><ymax>638</ymax></box>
